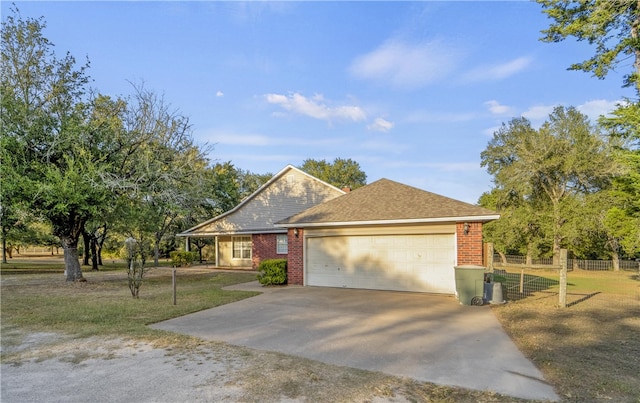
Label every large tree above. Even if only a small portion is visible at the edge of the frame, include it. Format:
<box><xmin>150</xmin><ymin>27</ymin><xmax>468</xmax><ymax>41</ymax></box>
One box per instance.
<box><xmin>1</xmin><ymin>9</ymin><xmax>103</xmax><ymax>280</ymax></box>
<box><xmin>479</xmin><ymin>188</ymin><xmax>551</xmax><ymax>263</ymax></box>
<box><xmin>481</xmin><ymin>106</ymin><xmax>618</xmax><ymax>264</ymax></box>
<box><xmin>538</xmin><ymin>1</ymin><xmax>640</xmax><ymax>263</ymax></box>
<box><xmin>538</xmin><ymin>0</ymin><xmax>640</xmax><ymax>92</ymax></box>
<box><xmin>110</xmin><ymin>85</ymin><xmax>211</xmax><ymax>266</ymax></box>
<box><xmin>299</xmin><ymin>158</ymin><xmax>367</xmax><ymax>190</ymax></box>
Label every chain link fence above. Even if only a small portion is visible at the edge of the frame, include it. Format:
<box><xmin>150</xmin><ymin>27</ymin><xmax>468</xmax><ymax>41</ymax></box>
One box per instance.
<box><xmin>492</xmin><ymin>255</ymin><xmax>640</xmax><ymax>308</ymax></box>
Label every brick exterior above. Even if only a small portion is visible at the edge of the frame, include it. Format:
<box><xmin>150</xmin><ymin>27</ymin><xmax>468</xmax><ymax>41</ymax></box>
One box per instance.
<box><xmin>287</xmin><ymin>228</ymin><xmax>304</xmax><ymax>285</ymax></box>
<box><xmin>251</xmin><ymin>233</ymin><xmax>287</xmax><ymax>269</ymax></box>
<box><xmin>456</xmin><ymin>222</ymin><xmax>484</xmax><ymax>266</ymax></box>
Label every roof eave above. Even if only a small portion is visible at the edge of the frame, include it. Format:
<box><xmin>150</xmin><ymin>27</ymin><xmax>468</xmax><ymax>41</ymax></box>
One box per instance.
<box><xmin>276</xmin><ymin>214</ymin><xmax>501</xmax><ymax>228</ymax></box>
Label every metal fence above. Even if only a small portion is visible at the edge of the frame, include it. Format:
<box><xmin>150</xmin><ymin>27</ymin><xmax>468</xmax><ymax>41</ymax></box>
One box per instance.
<box><xmin>492</xmin><ymin>255</ymin><xmax>639</xmax><ymax>308</ymax></box>
<box><xmin>494</xmin><ymin>254</ymin><xmax>640</xmax><ymax>272</ymax></box>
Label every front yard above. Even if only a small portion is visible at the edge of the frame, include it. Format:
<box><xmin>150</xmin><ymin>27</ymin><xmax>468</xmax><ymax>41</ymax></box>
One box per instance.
<box><xmin>1</xmin><ymin>257</ymin><xmax>639</xmax><ymax>402</ymax></box>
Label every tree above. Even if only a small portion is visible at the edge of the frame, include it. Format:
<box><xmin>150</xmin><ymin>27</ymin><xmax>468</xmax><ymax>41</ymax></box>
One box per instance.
<box><xmin>481</xmin><ymin>106</ymin><xmax>618</xmax><ymax>264</ymax></box>
<box><xmin>538</xmin><ymin>0</ymin><xmax>640</xmax><ymax>92</ymax></box>
<box><xmin>113</xmin><ymin>84</ymin><xmax>212</xmax><ymax>266</ymax></box>
<box><xmin>1</xmin><ymin>9</ymin><xmax>101</xmax><ymax>280</ymax></box>
<box><xmin>479</xmin><ymin>188</ymin><xmax>551</xmax><ymax>263</ymax></box>
<box><xmin>235</xmin><ymin>168</ymin><xmax>272</xmax><ymax>199</ymax></box>
<box><xmin>538</xmin><ymin>1</ymin><xmax>640</xmax><ymax>262</ymax></box>
<box><xmin>299</xmin><ymin>158</ymin><xmax>367</xmax><ymax>189</ymax></box>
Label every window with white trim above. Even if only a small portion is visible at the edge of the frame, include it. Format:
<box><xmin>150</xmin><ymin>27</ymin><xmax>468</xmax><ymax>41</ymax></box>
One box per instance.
<box><xmin>232</xmin><ymin>236</ymin><xmax>251</xmax><ymax>259</ymax></box>
<box><xmin>276</xmin><ymin>234</ymin><xmax>288</xmax><ymax>254</ymax></box>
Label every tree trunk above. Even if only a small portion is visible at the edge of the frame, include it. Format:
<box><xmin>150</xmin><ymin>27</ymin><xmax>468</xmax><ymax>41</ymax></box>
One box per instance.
<box><xmin>97</xmin><ymin>226</ymin><xmax>107</xmax><ymax>266</ymax></box>
<box><xmin>61</xmin><ymin>235</ymin><xmax>83</xmax><ymax>281</ymax></box>
<box><xmin>90</xmin><ymin>236</ymin><xmax>99</xmax><ymax>271</ymax></box>
<box><xmin>154</xmin><ymin>237</ymin><xmax>160</xmax><ymax>267</ymax></box>
<box><xmin>612</xmin><ymin>252</ymin><xmax>620</xmax><ymax>271</ymax></box>
<box><xmin>498</xmin><ymin>251</ymin><xmax>507</xmax><ymax>264</ymax></box>
<box><xmin>82</xmin><ymin>231</ymin><xmax>91</xmax><ymax>266</ymax></box>
<box><xmin>552</xmin><ymin>236</ymin><xmax>561</xmax><ymax>266</ymax></box>
<box><xmin>1</xmin><ymin>230</ymin><xmax>7</xmax><ymax>264</ymax></box>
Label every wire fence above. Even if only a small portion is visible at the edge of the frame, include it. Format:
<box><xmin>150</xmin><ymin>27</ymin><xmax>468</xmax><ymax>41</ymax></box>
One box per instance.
<box><xmin>492</xmin><ymin>255</ymin><xmax>640</xmax><ymax>308</ymax></box>
<box><xmin>494</xmin><ymin>254</ymin><xmax>640</xmax><ymax>271</ymax></box>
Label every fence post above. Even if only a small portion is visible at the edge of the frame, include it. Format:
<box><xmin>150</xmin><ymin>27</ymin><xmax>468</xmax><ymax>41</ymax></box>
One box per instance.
<box><xmin>520</xmin><ymin>269</ymin><xmax>524</xmax><ymax>294</ymax></box>
<box><xmin>486</xmin><ymin>243</ymin><xmax>494</xmax><ymax>271</ymax></box>
<box><xmin>559</xmin><ymin>249</ymin><xmax>568</xmax><ymax>308</ymax></box>
<box><xmin>172</xmin><ymin>267</ymin><xmax>177</xmax><ymax>306</ymax></box>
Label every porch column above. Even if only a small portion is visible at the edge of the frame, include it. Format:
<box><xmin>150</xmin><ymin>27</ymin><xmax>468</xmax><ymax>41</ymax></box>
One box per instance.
<box><xmin>215</xmin><ymin>236</ymin><xmax>219</xmax><ymax>267</ymax></box>
<box><xmin>185</xmin><ymin>237</ymin><xmax>190</xmax><ymax>252</ymax></box>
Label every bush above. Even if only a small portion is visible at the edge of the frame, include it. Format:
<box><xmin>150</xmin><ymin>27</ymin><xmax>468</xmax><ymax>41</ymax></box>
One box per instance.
<box><xmin>170</xmin><ymin>251</ymin><xmax>197</xmax><ymax>267</ymax></box>
<box><xmin>257</xmin><ymin>259</ymin><xmax>287</xmax><ymax>285</ymax></box>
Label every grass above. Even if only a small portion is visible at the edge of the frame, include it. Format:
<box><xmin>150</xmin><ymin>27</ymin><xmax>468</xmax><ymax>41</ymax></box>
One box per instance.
<box><xmin>1</xmin><ymin>266</ymin><xmax>259</xmax><ymax>339</ymax></box>
<box><xmin>2</xmin><ymin>258</ymin><xmax>639</xmax><ymax>402</ymax></box>
<box><xmin>493</xmin><ymin>297</ymin><xmax>640</xmax><ymax>402</ymax></box>
<box><xmin>492</xmin><ymin>267</ymin><xmax>639</xmax><ymax>402</ymax></box>
<box><xmin>497</xmin><ymin>266</ymin><xmax>639</xmax><ymax>305</ymax></box>
<box><xmin>0</xmin><ymin>254</ymin><xmax>175</xmax><ymax>273</ymax></box>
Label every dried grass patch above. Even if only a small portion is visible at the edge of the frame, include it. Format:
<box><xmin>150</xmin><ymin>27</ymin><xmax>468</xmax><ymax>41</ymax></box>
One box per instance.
<box><xmin>493</xmin><ymin>296</ymin><xmax>640</xmax><ymax>402</ymax></box>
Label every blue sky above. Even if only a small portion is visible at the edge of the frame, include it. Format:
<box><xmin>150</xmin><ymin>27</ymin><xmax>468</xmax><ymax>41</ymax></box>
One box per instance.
<box><xmin>4</xmin><ymin>1</ymin><xmax>632</xmax><ymax>203</ymax></box>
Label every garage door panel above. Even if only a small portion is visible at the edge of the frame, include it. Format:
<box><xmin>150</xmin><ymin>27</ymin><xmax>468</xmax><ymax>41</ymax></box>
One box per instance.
<box><xmin>307</xmin><ymin>234</ymin><xmax>456</xmax><ymax>293</ymax></box>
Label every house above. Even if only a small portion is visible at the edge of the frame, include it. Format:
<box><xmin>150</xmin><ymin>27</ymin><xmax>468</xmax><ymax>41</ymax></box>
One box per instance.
<box><xmin>276</xmin><ymin>179</ymin><xmax>499</xmax><ymax>294</ymax></box>
<box><xmin>177</xmin><ymin>165</ymin><xmax>345</xmax><ymax>268</ymax></box>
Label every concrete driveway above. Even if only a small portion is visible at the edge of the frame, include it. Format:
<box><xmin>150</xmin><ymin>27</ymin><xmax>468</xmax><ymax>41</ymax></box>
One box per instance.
<box><xmin>152</xmin><ymin>282</ymin><xmax>558</xmax><ymax>401</ymax></box>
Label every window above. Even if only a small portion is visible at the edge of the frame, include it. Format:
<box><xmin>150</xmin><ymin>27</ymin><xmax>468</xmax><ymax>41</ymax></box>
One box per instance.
<box><xmin>276</xmin><ymin>234</ymin><xmax>288</xmax><ymax>254</ymax></box>
<box><xmin>232</xmin><ymin>236</ymin><xmax>251</xmax><ymax>259</ymax></box>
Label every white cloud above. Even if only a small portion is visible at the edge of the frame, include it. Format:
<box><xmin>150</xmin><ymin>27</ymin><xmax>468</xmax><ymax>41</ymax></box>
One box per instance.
<box><xmin>404</xmin><ymin>110</ymin><xmax>478</xmax><ymax>123</ymax></box>
<box><xmin>482</xmin><ymin>125</ymin><xmax>502</xmax><ymax>137</ymax></box>
<box><xmin>206</xmin><ymin>132</ymin><xmax>271</xmax><ymax>146</ymax></box>
<box><xmin>349</xmin><ymin>39</ymin><xmax>459</xmax><ymax>89</ymax></box>
<box><xmin>216</xmin><ymin>90</ymin><xmax>224</xmax><ymax>97</ymax></box>
<box><xmin>463</xmin><ymin>56</ymin><xmax>532</xmax><ymax>82</ymax></box>
<box><xmin>202</xmin><ymin>129</ymin><xmax>347</xmax><ymax>147</ymax></box>
<box><xmin>522</xmin><ymin>104</ymin><xmax>557</xmax><ymax>122</ymax></box>
<box><xmin>577</xmin><ymin>99</ymin><xmax>619</xmax><ymax>121</ymax></box>
<box><xmin>383</xmin><ymin>160</ymin><xmax>481</xmax><ymax>172</ymax></box>
<box><xmin>485</xmin><ymin>100</ymin><xmax>514</xmax><ymax>115</ymax></box>
<box><xmin>360</xmin><ymin>139</ymin><xmax>406</xmax><ymax>153</ymax></box>
<box><xmin>368</xmin><ymin>117</ymin><xmax>394</xmax><ymax>132</ymax></box>
<box><xmin>265</xmin><ymin>92</ymin><xmax>366</xmax><ymax>122</ymax></box>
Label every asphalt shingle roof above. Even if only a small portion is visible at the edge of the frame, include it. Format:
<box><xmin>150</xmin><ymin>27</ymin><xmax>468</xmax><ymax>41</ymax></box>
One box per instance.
<box><xmin>277</xmin><ymin>178</ymin><xmax>498</xmax><ymax>225</ymax></box>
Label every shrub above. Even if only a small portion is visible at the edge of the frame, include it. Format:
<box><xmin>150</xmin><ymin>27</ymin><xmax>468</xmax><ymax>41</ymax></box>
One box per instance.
<box><xmin>257</xmin><ymin>259</ymin><xmax>287</xmax><ymax>285</ymax></box>
<box><xmin>170</xmin><ymin>251</ymin><xmax>197</xmax><ymax>267</ymax></box>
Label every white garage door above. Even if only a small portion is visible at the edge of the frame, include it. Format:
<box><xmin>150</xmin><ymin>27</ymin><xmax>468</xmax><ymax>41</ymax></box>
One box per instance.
<box><xmin>306</xmin><ymin>234</ymin><xmax>456</xmax><ymax>293</ymax></box>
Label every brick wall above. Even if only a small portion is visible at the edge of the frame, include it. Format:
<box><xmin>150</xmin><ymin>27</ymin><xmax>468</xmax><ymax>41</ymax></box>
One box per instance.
<box><xmin>456</xmin><ymin>222</ymin><xmax>484</xmax><ymax>266</ymax></box>
<box><xmin>287</xmin><ymin>228</ymin><xmax>304</xmax><ymax>285</ymax></box>
<box><xmin>251</xmin><ymin>233</ymin><xmax>285</xmax><ymax>269</ymax></box>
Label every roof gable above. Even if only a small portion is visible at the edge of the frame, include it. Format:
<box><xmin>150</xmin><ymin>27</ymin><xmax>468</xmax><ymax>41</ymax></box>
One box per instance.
<box><xmin>277</xmin><ymin>178</ymin><xmax>498</xmax><ymax>226</ymax></box>
<box><xmin>180</xmin><ymin>165</ymin><xmax>345</xmax><ymax>236</ymax></box>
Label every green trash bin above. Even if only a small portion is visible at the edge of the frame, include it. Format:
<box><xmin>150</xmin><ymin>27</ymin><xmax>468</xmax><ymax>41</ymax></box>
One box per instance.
<box><xmin>454</xmin><ymin>265</ymin><xmax>486</xmax><ymax>305</ymax></box>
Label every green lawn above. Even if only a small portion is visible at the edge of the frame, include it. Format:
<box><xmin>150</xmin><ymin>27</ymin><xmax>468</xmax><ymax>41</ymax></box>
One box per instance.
<box><xmin>497</xmin><ymin>267</ymin><xmax>638</xmax><ymax>304</ymax></box>
<box><xmin>0</xmin><ymin>256</ymin><xmax>175</xmax><ymax>273</ymax></box>
<box><xmin>1</xmin><ymin>269</ymin><xmax>259</xmax><ymax>339</ymax></box>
